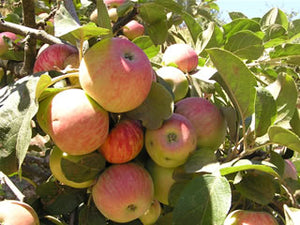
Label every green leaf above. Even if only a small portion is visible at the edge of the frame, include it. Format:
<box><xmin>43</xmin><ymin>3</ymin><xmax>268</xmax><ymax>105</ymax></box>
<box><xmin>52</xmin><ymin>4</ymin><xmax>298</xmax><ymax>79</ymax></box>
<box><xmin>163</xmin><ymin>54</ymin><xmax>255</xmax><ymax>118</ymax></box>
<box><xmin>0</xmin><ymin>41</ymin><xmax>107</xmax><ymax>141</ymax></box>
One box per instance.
<box><xmin>224</xmin><ymin>30</ymin><xmax>264</xmax><ymax>60</ymax></box>
<box><xmin>153</xmin><ymin>0</ymin><xmax>183</xmax><ymax>14</ymax></box>
<box><xmin>268</xmin><ymin>126</ymin><xmax>300</xmax><ymax>153</ymax></box>
<box><xmin>284</xmin><ymin>204</ymin><xmax>300</xmax><ymax>225</ymax></box>
<box><xmin>261</xmin><ymin>8</ymin><xmax>289</xmax><ymax>30</ymax></box>
<box><xmin>290</xmin><ymin>109</ymin><xmax>300</xmax><ymax>137</ymax></box>
<box><xmin>288</xmin><ymin>19</ymin><xmax>300</xmax><ymax>41</ymax></box>
<box><xmin>229</xmin><ymin>12</ymin><xmax>247</xmax><ymax>20</ymax></box>
<box><xmin>255</xmin><ymin>87</ymin><xmax>277</xmax><ymax>137</ymax></box>
<box><xmin>207</xmin><ymin>48</ymin><xmax>257</xmax><ymax>119</ymax></box>
<box><xmin>132</xmin><ymin>36</ymin><xmax>160</xmax><ymax>59</ymax></box>
<box><xmin>79</xmin><ymin>204</ymin><xmax>107</xmax><ymax>225</ymax></box>
<box><xmin>145</xmin><ymin>20</ymin><xmax>169</xmax><ymax>45</ymax></box>
<box><xmin>269</xmin><ymin>44</ymin><xmax>300</xmax><ymax>66</ymax></box>
<box><xmin>139</xmin><ymin>2</ymin><xmax>166</xmax><ymax>24</ymax></box>
<box><xmin>181</xmin><ymin>11</ymin><xmax>202</xmax><ymax>45</ymax></box>
<box><xmin>263</xmin><ymin>24</ymin><xmax>287</xmax><ymax>43</ymax></box>
<box><xmin>0</xmin><ymin>75</ymin><xmax>41</xmax><ymax>173</ymax></box>
<box><xmin>173</xmin><ymin>175</ymin><xmax>231</xmax><ymax>225</ymax></box>
<box><xmin>269</xmin><ymin>151</ymin><xmax>285</xmax><ymax>178</ymax></box>
<box><xmin>125</xmin><ymin>82</ymin><xmax>174</xmax><ymax>130</ymax></box>
<box><xmin>220</xmin><ymin>106</ymin><xmax>239</xmax><ymax>142</ymax></box>
<box><xmin>66</xmin><ymin>23</ymin><xmax>110</xmax><ymax>41</ymax></box>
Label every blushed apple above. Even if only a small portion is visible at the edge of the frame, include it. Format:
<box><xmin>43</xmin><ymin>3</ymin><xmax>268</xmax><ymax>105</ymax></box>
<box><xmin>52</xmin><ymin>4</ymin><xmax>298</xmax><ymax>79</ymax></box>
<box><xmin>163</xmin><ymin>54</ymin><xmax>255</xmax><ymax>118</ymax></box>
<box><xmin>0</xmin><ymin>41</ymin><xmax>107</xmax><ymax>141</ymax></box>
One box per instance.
<box><xmin>92</xmin><ymin>163</ymin><xmax>154</xmax><ymax>223</ymax></box>
<box><xmin>36</xmin><ymin>88</ymin><xmax>109</xmax><ymax>155</ymax></box>
<box><xmin>146</xmin><ymin>159</ymin><xmax>176</xmax><ymax>205</ymax></box>
<box><xmin>175</xmin><ymin>97</ymin><xmax>226</xmax><ymax>150</ymax></box>
<box><xmin>283</xmin><ymin>159</ymin><xmax>298</xmax><ymax>180</ymax></box>
<box><xmin>0</xmin><ymin>32</ymin><xmax>18</xmax><ymax>56</ymax></box>
<box><xmin>123</xmin><ymin>20</ymin><xmax>145</xmax><ymax>40</ymax></box>
<box><xmin>104</xmin><ymin>0</ymin><xmax>127</xmax><ymax>8</ymax></box>
<box><xmin>98</xmin><ymin>119</ymin><xmax>144</xmax><ymax>164</ymax></box>
<box><xmin>79</xmin><ymin>37</ymin><xmax>153</xmax><ymax>113</ymax></box>
<box><xmin>33</xmin><ymin>43</ymin><xmax>78</xmax><ymax>73</ymax></box>
<box><xmin>223</xmin><ymin>210</ymin><xmax>278</xmax><ymax>225</ymax></box>
<box><xmin>162</xmin><ymin>43</ymin><xmax>198</xmax><ymax>73</ymax></box>
<box><xmin>90</xmin><ymin>8</ymin><xmax>119</xmax><ymax>23</ymax></box>
<box><xmin>0</xmin><ymin>200</ymin><xmax>40</xmax><ymax>225</ymax></box>
<box><xmin>145</xmin><ymin>113</ymin><xmax>197</xmax><ymax>168</ymax></box>
<box><xmin>155</xmin><ymin>66</ymin><xmax>189</xmax><ymax>102</ymax></box>
<box><xmin>139</xmin><ymin>199</ymin><xmax>162</xmax><ymax>225</ymax></box>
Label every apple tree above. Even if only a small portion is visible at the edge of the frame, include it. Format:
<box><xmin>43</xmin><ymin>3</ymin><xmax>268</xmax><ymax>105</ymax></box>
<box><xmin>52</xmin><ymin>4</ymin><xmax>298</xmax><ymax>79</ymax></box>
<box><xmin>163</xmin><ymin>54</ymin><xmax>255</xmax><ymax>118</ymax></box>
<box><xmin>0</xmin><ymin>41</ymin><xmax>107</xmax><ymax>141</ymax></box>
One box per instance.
<box><xmin>0</xmin><ymin>0</ymin><xmax>299</xmax><ymax>224</ymax></box>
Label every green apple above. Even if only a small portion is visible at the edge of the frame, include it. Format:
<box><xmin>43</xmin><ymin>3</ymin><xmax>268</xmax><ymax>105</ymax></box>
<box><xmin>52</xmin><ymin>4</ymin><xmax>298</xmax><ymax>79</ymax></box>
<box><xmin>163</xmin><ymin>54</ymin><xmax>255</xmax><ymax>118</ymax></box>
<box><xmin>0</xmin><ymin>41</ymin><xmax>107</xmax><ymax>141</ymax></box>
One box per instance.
<box><xmin>139</xmin><ymin>199</ymin><xmax>162</xmax><ymax>225</ymax></box>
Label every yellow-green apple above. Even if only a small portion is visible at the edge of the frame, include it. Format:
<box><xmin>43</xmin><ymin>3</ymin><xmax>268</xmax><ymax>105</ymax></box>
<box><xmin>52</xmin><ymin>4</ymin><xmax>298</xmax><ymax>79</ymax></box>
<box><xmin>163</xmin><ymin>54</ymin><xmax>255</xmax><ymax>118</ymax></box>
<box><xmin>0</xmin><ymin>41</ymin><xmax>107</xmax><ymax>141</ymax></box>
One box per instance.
<box><xmin>79</xmin><ymin>37</ymin><xmax>153</xmax><ymax>113</ymax></box>
<box><xmin>98</xmin><ymin>119</ymin><xmax>144</xmax><ymax>164</ymax></box>
<box><xmin>145</xmin><ymin>113</ymin><xmax>197</xmax><ymax>168</ymax></box>
<box><xmin>0</xmin><ymin>32</ymin><xmax>18</xmax><ymax>56</ymax></box>
<box><xmin>90</xmin><ymin>8</ymin><xmax>119</xmax><ymax>23</ymax></box>
<box><xmin>49</xmin><ymin>147</ymin><xmax>96</xmax><ymax>188</ymax></box>
<box><xmin>0</xmin><ymin>200</ymin><xmax>40</xmax><ymax>225</ymax></box>
<box><xmin>139</xmin><ymin>199</ymin><xmax>162</xmax><ymax>225</ymax></box>
<box><xmin>155</xmin><ymin>66</ymin><xmax>189</xmax><ymax>102</ymax></box>
<box><xmin>146</xmin><ymin>159</ymin><xmax>176</xmax><ymax>205</ymax></box>
<box><xmin>33</xmin><ymin>43</ymin><xmax>78</xmax><ymax>73</ymax></box>
<box><xmin>223</xmin><ymin>210</ymin><xmax>278</xmax><ymax>225</ymax></box>
<box><xmin>123</xmin><ymin>20</ymin><xmax>145</xmax><ymax>40</ymax></box>
<box><xmin>36</xmin><ymin>88</ymin><xmax>109</xmax><ymax>155</ymax></box>
<box><xmin>92</xmin><ymin>163</ymin><xmax>154</xmax><ymax>223</ymax></box>
<box><xmin>283</xmin><ymin>159</ymin><xmax>298</xmax><ymax>180</ymax></box>
<box><xmin>162</xmin><ymin>43</ymin><xmax>198</xmax><ymax>73</ymax></box>
<box><xmin>175</xmin><ymin>97</ymin><xmax>226</xmax><ymax>150</ymax></box>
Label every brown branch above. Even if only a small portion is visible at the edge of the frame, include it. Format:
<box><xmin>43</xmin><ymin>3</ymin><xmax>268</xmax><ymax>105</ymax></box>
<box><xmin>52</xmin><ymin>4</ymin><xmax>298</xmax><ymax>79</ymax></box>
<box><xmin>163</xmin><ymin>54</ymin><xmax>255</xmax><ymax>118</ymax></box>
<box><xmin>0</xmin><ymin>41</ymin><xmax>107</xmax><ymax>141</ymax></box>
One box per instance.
<box><xmin>112</xmin><ymin>6</ymin><xmax>138</xmax><ymax>35</ymax></box>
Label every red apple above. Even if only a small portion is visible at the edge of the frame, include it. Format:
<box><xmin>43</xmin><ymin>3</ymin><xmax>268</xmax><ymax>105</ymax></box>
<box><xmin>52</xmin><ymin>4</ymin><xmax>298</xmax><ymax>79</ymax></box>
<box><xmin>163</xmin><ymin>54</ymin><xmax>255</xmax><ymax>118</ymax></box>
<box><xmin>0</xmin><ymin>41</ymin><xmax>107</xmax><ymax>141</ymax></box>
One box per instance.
<box><xmin>145</xmin><ymin>113</ymin><xmax>197</xmax><ymax>168</ymax></box>
<box><xmin>33</xmin><ymin>43</ymin><xmax>79</xmax><ymax>73</ymax></box>
<box><xmin>283</xmin><ymin>159</ymin><xmax>298</xmax><ymax>180</ymax></box>
<box><xmin>79</xmin><ymin>37</ymin><xmax>153</xmax><ymax>113</ymax></box>
<box><xmin>146</xmin><ymin>159</ymin><xmax>176</xmax><ymax>205</ymax></box>
<box><xmin>0</xmin><ymin>32</ymin><xmax>18</xmax><ymax>56</ymax></box>
<box><xmin>155</xmin><ymin>66</ymin><xmax>189</xmax><ymax>102</ymax></box>
<box><xmin>162</xmin><ymin>43</ymin><xmax>198</xmax><ymax>73</ymax></box>
<box><xmin>175</xmin><ymin>97</ymin><xmax>226</xmax><ymax>150</ymax></box>
<box><xmin>98</xmin><ymin>119</ymin><xmax>144</xmax><ymax>164</ymax></box>
<box><xmin>139</xmin><ymin>199</ymin><xmax>162</xmax><ymax>225</ymax></box>
<box><xmin>104</xmin><ymin>0</ymin><xmax>127</xmax><ymax>8</ymax></box>
<box><xmin>92</xmin><ymin>163</ymin><xmax>154</xmax><ymax>223</ymax></box>
<box><xmin>123</xmin><ymin>20</ymin><xmax>145</xmax><ymax>40</ymax></box>
<box><xmin>36</xmin><ymin>88</ymin><xmax>109</xmax><ymax>155</ymax></box>
<box><xmin>0</xmin><ymin>200</ymin><xmax>40</xmax><ymax>225</ymax></box>
<box><xmin>223</xmin><ymin>210</ymin><xmax>278</xmax><ymax>225</ymax></box>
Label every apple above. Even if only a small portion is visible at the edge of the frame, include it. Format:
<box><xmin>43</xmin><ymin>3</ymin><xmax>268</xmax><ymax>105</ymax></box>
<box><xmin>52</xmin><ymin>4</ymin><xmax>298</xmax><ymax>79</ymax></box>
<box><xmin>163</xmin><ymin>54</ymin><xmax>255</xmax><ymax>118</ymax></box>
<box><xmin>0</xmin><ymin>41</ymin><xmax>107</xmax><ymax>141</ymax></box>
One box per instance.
<box><xmin>0</xmin><ymin>200</ymin><xmax>40</xmax><ymax>225</ymax></box>
<box><xmin>92</xmin><ymin>163</ymin><xmax>154</xmax><ymax>223</ymax></box>
<box><xmin>175</xmin><ymin>97</ymin><xmax>226</xmax><ymax>150</ymax></box>
<box><xmin>90</xmin><ymin>8</ymin><xmax>119</xmax><ymax>23</ymax></box>
<box><xmin>223</xmin><ymin>210</ymin><xmax>278</xmax><ymax>225</ymax></box>
<box><xmin>98</xmin><ymin>119</ymin><xmax>144</xmax><ymax>164</ymax></box>
<box><xmin>49</xmin><ymin>147</ymin><xmax>97</xmax><ymax>188</ymax></box>
<box><xmin>0</xmin><ymin>32</ymin><xmax>18</xmax><ymax>56</ymax></box>
<box><xmin>283</xmin><ymin>159</ymin><xmax>298</xmax><ymax>180</ymax></box>
<box><xmin>36</xmin><ymin>88</ymin><xmax>109</xmax><ymax>155</ymax></box>
<box><xmin>155</xmin><ymin>66</ymin><xmax>189</xmax><ymax>102</ymax></box>
<box><xmin>146</xmin><ymin>159</ymin><xmax>176</xmax><ymax>205</ymax></box>
<box><xmin>79</xmin><ymin>37</ymin><xmax>153</xmax><ymax>113</ymax></box>
<box><xmin>104</xmin><ymin>0</ymin><xmax>127</xmax><ymax>8</ymax></box>
<box><xmin>162</xmin><ymin>43</ymin><xmax>198</xmax><ymax>73</ymax></box>
<box><xmin>123</xmin><ymin>20</ymin><xmax>145</xmax><ymax>40</ymax></box>
<box><xmin>139</xmin><ymin>199</ymin><xmax>162</xmax><ymax>225</ymax></box>
<box><xmin>145</xmin><ymin>113</ymin><xmax>197</xmax><ymax>168</ymax></box>
<box><xmin>33</xmin><ymin>43</ymin><xmax>79</xmax><ymax>73</ymax></box>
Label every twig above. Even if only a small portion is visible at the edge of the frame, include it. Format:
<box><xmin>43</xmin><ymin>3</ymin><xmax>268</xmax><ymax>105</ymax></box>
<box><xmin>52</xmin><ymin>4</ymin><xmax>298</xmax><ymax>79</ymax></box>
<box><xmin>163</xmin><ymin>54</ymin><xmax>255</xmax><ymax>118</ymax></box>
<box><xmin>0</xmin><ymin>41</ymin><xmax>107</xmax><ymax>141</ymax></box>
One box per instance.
<box><xmin>112</xmin><ymin>6</ymin><xmax>138</xmax><ymax>35</ymax></box>
<box><xmin>0</xmin><ymin>171</ymin><xmax>25</xmax><ymax>202</ymax></box>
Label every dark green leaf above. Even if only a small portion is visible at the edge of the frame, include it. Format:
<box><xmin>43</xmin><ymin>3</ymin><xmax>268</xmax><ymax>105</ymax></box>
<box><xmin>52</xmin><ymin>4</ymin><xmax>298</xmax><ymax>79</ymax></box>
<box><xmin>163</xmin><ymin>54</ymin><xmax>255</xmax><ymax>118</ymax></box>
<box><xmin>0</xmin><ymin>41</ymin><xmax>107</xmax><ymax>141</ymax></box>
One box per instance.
<box><xmin>261</xmin><ymin>8</ymin><xmax>289</xmax><ymax>30</ymax></box>
<box><xmin>207</xmin><ymin>48</ymin><xmax>257</xmax><ymax>119</ymax></box>
<box><xmin>139</xmin><ymin>2</ymin><xmax>166</xmax><ymax>24</ymax></box>
<box><xmin>269</xmin><ymin>151</ymin><xmax>285</xmax><ymax>178</ymax></box>
<box><xmin>146</xmin><ymin>20</ymin><xmax>169</xmax><ymax>45</ymax></box>
<box><xmin>133</xmin><ymin>36</ymin><xmax>160</xmax><ymax>59</ymax></box>
<box><xmin>153</xmin><ymin>0</ymin><xmax>183</xmax><ymax>13</ymax></box>
<box><xmin>268</xmin><ymin>126</ymin><xmax>300</xmax><ymax>153</ymax></box>
<box><xmin>173</xmin><ymin>175</ymin><xmax>231</xmax><ymax>225</ymax></box>
<box><xmin>220</xmin><ymin>106</ymin><xmax>239</xmax><ymax>142</ymax></box>
<box><xmin>290</xmin><ymin>109</ymin><xmax>300</xmax><ymax>137</ymax></box>
<box><xmin>125</xmin><ymin>82</ymin><xmax>174</xmax><ymax>130</ymax></box>
<box><xmin>79</xmin><ymin>204</ymin><xmax>107</xmax><ymax>225</ymax></box>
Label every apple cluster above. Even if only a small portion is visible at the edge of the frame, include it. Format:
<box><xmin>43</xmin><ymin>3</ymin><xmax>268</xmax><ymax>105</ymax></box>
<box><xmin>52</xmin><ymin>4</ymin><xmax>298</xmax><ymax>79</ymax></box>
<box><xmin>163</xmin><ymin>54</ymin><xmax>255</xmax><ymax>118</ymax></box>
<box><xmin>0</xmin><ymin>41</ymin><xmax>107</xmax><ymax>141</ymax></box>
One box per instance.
<box><xmin>33</xmin><ymin>1</ymin><xmax>228</xmax><ymax>224</ymax></box>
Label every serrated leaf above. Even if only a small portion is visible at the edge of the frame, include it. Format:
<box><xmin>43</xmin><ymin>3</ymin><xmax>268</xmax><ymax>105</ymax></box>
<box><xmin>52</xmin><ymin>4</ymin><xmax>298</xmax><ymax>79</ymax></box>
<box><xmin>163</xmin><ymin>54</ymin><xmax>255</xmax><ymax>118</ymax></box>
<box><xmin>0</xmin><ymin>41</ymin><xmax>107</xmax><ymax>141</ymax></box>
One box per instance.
<box><xmin>173</xmin><ymin>175</ymin><xmax>231</xmax><ymax>225</ymax></box>
<box><xmin>268</xmin><ymin>126</ymin><xmax>300</xmax><ymax>153</ymax></box>
<box><xmin>125</xmin><ymin>82</ymin><xmax>174</xmax><ymax>130</ymax></box>
<box><xmin>207</xmin><ymin>48</ymin><xmax>257</xmax><ymax>119</ymax></box>
<box><xmin>255</xmin><ymin>87</ymin><xmax>277</xmax><ymax>137</ymax></box>
<box><xmin>224</xmin><ymin>30</ymin><xmax>264</xmax><ymax>60</ymax></box>
<box><xmin>261</xmin><ymin>7</ymin><xmax>289</xmax><ymax>30</ymax></box>
<box><xmin>132</xmin><ymin>36</ymin><xmax>160</xmax><ymax>59</ymax></box>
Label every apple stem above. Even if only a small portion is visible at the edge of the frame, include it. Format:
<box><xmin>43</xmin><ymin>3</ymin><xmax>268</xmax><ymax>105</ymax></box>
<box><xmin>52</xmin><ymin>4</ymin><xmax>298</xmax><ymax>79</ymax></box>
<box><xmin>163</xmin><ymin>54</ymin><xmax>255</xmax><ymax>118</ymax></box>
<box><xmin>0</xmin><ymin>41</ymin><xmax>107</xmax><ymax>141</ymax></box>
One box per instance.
<box><xmin>0</xmin><ymin>171</ymin><xmax>25</xmax><ymax>202</ymax></box>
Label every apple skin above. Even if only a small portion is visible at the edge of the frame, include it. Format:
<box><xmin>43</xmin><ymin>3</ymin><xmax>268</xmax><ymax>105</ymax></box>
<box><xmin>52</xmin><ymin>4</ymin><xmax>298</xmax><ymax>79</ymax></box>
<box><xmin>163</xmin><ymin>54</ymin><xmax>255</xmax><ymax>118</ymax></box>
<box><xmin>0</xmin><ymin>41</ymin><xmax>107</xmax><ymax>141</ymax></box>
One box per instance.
<box><xmin>0</xmin><ymin>32</ymin><xmax>18</xmax><ymax>56</ymax></box>
<box><xmin>283</xmin><ymin>159</ymin><xmax>298</xmax><ymax>180</ymax></box>
<box><xmin>223</xmin><ymin>210</ymin><xmax>278</xmax><ymax>225</ymax></box>
<box><xmin>123</xmin><ymin>20</ymin><xmax>145</xmax><ymax>40</ymax></box>
<box><xmin>0</xmin><ymin>200</ymin><xmax>40</xmax><ymax>225</ymax></box>
<box><xmin>79</xmin><ymin>37</ymin><xmax>153</xmax><ymax>113</ymax></box>
<box><xmin>92</xmin><ymin>163</ymin><xmax>154</xmax><ymax>223</ymax></box>
<box><xmin>98</xmin><ymin>119</ymin><xmax>144</xmax><ymax>164</ymax></box>
<box><xmin>155</xmin><ymin>66</ymin><xmax>189</xmax><ymax>102</ymax></box>
<box><xmin>36</xmin><ymin>88</ymin><xmax>109</xmax><ymax>155</ymax></box>
<box><xmin>90</xmin><ymin>8</ymin><xmax>119</xmax><ymax>23</ymax></box>
<box><xmin>162</xmin><ymin>43</ymin><xmax>198</xmax><ymax>73</ymax></box>
<box><xmin>145</xmin><ymin>113</ymin><xmax>197</xmax><ymax>168</ymax></box>
<box><xmin>175</xmin><ymin>97</ymin><xmax>226</xmax><ymax>150</ymax></box>
<box><xmin>33</xmin><ymin>43</ymin><xmax>78</xmax><ymax>73</ymax></box>
<box><xmin>139</xmin><ymin>199</ymin><xmax>162</xmax><ymax>225</ymax></box>
<box><xmin>146</xmin><ymin>159</ymin><xmax>176</xmax><ymax>205</ymax></box>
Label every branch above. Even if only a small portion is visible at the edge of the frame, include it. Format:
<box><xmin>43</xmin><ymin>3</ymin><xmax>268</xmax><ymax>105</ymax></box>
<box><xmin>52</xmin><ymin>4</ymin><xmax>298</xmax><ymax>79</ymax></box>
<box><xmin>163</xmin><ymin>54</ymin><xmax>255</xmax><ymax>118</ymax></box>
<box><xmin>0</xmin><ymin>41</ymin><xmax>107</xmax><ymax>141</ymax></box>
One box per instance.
<box><xmin>112</xmin><ymin>6</ymin><xmax>138</xmax><ymax>35</ymax></box>
<box><xmin>0</xmin><ymin>171</ymin><xmax>25</xmax><ymax>202</ymax></box>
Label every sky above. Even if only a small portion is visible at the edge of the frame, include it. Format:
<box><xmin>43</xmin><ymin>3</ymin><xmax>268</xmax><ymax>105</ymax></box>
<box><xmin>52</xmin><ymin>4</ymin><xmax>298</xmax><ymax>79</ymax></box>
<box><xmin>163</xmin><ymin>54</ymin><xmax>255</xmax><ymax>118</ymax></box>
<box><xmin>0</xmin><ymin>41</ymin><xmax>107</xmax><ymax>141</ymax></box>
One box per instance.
<box><xmin>216</xmin><ymin>0</ymin><xmax>300</xmax><ymax>22</ymax></box>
